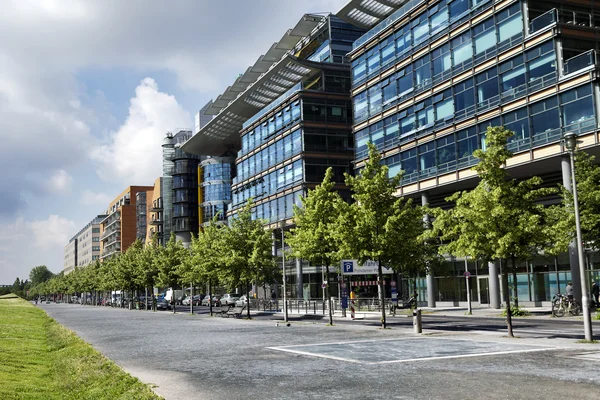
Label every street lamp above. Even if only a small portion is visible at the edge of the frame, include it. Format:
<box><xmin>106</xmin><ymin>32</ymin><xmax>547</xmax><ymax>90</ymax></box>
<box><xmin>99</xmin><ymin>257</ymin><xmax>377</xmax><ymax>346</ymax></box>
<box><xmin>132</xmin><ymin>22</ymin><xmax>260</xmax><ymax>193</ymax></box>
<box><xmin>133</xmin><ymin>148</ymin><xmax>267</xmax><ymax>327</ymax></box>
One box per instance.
<box><xmin>279</xmin><ymin>220</ymin><xmax>288</xmax><ymax>323</ymax></box>
<box><xmin>563</xmin><ymin>131</ymin><xmax>593</xmax><ymax>341</ymax></box>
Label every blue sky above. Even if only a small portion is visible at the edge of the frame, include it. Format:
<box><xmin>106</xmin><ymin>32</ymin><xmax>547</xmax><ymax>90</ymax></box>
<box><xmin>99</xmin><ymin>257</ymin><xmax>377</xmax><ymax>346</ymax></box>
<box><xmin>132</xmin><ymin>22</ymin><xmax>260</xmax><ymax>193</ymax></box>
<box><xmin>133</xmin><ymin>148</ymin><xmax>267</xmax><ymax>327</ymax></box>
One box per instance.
<box><xmin>0</xmin><ymin>0</ymin><xmax>349</xmax><ymax>284</ymax></box>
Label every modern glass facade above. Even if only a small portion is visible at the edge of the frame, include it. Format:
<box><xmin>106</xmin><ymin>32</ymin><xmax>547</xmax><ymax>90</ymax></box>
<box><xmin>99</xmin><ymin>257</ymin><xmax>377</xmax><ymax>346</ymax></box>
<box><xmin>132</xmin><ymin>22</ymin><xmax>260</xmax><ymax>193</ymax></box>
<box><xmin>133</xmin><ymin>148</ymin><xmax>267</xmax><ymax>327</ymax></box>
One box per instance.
<box><xmin>349</xmin><ymin>0</ymin><xmax>600</xmax><ymax>305</ymax></box>
<box><xmin>199</xmin><ymin>156</ymin><xmax>234</xmax><ymax>226</ymax></box>
<box><xmin>169</xmin><ymin>131</ymin><xmax>200</xmax><ymax>246</ymax></box>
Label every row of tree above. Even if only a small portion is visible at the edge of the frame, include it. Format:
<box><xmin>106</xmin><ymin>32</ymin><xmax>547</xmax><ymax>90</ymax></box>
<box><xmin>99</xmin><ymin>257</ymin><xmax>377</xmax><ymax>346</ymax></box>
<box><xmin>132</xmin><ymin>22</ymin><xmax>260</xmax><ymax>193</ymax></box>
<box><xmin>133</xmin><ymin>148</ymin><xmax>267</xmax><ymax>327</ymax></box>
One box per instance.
<box><xmin>19</xmin><ymin>127</ymin><xmax>600</xmax><ymax>336</ymax></box>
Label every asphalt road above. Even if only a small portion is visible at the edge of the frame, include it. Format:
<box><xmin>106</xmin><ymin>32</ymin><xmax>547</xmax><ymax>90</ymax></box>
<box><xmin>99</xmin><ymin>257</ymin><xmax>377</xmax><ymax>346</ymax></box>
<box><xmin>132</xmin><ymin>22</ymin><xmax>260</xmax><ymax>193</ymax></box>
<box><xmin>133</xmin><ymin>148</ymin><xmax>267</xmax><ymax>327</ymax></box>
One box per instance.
<box><xmin>39</xmin><ymin>303</ymin><xmax>600</xmax><ymax>400</ymax></box>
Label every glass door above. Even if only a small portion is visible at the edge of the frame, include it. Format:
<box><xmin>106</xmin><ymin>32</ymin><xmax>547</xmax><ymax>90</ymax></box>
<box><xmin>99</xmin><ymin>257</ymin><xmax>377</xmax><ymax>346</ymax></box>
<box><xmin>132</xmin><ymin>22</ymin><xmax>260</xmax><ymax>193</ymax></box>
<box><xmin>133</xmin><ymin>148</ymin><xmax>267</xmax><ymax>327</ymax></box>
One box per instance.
<box><xmin>478</xmin><ymin>277</ymin><xmax>489</xmax><ymax>304</ymax></box>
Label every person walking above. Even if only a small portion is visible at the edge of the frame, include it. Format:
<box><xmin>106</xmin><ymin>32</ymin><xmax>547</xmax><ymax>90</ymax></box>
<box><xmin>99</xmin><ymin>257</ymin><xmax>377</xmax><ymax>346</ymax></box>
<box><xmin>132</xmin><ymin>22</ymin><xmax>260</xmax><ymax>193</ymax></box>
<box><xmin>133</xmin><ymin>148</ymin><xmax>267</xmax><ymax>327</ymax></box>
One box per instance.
<box><xmin>591</xmin><ymin>281</ymin><xmax>599</xmax><ymax>307</ymax></box>
<box><xmin>565</xmin><ymin>281</ymin><xmax>574</xmax><ymax>306</ymax></box>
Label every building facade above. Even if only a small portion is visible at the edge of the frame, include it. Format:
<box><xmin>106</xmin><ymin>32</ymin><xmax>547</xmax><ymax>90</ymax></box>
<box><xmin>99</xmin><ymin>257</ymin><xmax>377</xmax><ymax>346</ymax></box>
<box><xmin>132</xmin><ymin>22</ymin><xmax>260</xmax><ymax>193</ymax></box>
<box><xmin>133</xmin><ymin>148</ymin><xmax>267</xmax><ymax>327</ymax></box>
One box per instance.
<box><xmin>63</xmin><ymin>239</ymin><xmax>77</xmax><ymax>274</ymax></box>
<box><xmin>100</xmin><ymin>186</ymin><xmax>153</xmax><ymax>260</ymax></box>
<box><xmin>342</xmin><ymin>0</ymin><xmax>600</xmax><ymax>306</ymax></box>
<box><xmin>63</xmin><ymin>214</ymin><xmax>107</xmax><ymax>274</ymax></box>
<box><xmin>199</xmin><ymin>155</ymin><xmax>234</xmax><ymax>226</ymax></box>
<box><xmin>182</xmin><ymin>14</ymin><xmax>365</xmax><ymax>298</ymax></box>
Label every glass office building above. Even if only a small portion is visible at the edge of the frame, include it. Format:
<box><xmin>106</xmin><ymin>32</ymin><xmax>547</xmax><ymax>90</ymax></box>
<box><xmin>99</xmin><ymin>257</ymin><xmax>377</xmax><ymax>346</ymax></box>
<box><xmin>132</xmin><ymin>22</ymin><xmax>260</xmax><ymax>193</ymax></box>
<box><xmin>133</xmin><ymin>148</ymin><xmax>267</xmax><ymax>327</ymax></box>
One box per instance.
<box><xmin>342</xmin><ymin>0</ymin><xmax>600</xmax><ymax>306</ymax></box>
<box><xmin>182</xmin><ymin>14</ymin><xmax>365</xmax><ymax>299</ymax></box>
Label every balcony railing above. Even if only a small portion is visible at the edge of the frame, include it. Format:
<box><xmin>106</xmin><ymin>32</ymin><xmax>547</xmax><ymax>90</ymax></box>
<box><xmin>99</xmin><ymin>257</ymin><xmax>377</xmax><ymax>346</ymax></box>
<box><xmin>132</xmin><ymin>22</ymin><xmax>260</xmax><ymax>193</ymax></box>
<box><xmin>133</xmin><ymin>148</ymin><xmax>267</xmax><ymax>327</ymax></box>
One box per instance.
<box><xmin>529</xmin><ymin>9</ymin><xmax>557</xmax><ymax>34</ymax></box>
<box><xmin>564</xmin><ymin>50</ymin><xmax>596</xmax><ymax>76</ymax></box>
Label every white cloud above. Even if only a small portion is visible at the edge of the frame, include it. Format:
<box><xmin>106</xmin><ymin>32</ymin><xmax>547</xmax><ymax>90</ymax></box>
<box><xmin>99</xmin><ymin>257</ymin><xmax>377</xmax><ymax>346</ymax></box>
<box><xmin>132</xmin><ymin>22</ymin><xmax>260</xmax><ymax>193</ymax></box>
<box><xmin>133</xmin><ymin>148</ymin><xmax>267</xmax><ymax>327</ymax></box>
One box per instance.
<box><xmin>28</xmin><ymin>215</ymin><xmax>76</xmax><ymax>250</ymax></box>
<box><xmin>80</xmin><ymin>190</ymin><xmax>112</xmax><ymax>207</ymax></box>
<box><xmin>0</xmin><ymin>215</ymin><xmax>76</xmax><ymax>283</ymax></box>
<box><xmin>47</xmin><ymin>169</ymin><xmax>73</xmax><ymax>194</ymax></box>
<box><xmin>91</xmin><ymin>78</ymin><xmax>191</xmax><ymax>185</ymax></box>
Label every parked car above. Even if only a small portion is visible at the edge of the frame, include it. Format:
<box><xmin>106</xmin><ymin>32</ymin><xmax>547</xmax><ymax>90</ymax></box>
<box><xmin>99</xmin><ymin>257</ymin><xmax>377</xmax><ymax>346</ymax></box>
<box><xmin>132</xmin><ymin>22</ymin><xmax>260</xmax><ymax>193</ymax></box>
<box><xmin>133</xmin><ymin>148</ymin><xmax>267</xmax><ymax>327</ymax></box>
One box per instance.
<box><xmin>182</xmin><ymin>296</ymin><xmax>192</xmax><ymax>306</ymax></box>
<box><xmin>220</xmin><ymin>293</ymin><xmax>240</xmax><ymax>306</ymax></box>
<box><xmin>235</xmin><ymin>295</ymin><xmax>249</xmax><ymax>307</ymax></box>
<box><xmin>201</xmin><ymin>295</ymin><xmax>221</xmax><ymax>307</ymax></box>
<box><xmin>156</xmin><ymin>297</ymin><xmax>171</xmax><ymax>310</ymax></box>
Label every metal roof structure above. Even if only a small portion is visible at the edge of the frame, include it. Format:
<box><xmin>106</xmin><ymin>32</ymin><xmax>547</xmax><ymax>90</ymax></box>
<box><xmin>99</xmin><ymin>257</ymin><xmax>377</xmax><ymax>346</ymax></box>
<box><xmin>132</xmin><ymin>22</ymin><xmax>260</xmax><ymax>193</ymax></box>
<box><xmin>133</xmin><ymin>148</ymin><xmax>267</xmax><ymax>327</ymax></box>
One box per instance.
<box><xmin>182</xmin><ymin>14</ymin><xmax>330</xmax><ymax>157</ymax></box>
<box><xmin>336</xmin><ymin>0</ymin><xmax>407</xmax><ymax>29</ymax></box>
<box><xmin>181</xmin><ymin>55</ymin><xmax>325</xmax><ymax>156</ymax></box>
<box><xmin>204</xmin><ymin>14</ymin><xmax>326</xmax><ymax>115</ymax></box>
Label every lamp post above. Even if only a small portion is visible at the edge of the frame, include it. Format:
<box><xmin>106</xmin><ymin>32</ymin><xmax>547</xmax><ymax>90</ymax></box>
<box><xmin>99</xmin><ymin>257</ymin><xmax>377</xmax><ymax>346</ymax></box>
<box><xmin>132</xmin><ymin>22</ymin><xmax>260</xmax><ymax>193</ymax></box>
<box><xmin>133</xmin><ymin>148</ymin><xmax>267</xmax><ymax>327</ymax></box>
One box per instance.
<box><xmin>280</xmin><ymin>220</ymin><xmax>288</xmax><ymax>323</ymax></box>
<box><xmin>564</xmin><ymin>131</ymin><xmax>593</xmax><ymax>341</ymax></box>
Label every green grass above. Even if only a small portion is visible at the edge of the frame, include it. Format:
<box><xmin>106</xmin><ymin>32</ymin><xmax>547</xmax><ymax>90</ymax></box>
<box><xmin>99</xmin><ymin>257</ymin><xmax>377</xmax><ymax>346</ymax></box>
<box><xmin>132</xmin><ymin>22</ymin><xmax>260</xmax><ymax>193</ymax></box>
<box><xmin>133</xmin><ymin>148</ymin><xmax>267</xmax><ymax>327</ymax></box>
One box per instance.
<box><xmin>0</xmin><ymin>294</ymin><xmax>162</xmax><ymax>400</ymax></box>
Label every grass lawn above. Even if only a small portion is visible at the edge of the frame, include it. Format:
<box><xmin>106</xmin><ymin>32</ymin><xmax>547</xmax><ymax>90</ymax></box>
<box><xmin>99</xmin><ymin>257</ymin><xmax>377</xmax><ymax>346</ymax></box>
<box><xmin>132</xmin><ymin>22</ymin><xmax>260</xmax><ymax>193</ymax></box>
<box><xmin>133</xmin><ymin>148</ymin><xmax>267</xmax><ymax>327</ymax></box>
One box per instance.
<box><xmin>0</xmin><ymin>294</ymin><xmax>162</xmax><ymax>400</ymax></box>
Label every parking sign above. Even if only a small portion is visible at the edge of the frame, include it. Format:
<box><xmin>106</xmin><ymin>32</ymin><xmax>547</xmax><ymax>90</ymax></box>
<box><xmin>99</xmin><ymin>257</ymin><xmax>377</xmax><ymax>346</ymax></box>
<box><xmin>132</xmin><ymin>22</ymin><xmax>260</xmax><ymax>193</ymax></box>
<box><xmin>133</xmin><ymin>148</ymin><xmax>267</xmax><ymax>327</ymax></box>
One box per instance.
<box><xmin>343</xmin><ymin>261</ymin><xmax>354</xmax><ymax>273</ymax></box>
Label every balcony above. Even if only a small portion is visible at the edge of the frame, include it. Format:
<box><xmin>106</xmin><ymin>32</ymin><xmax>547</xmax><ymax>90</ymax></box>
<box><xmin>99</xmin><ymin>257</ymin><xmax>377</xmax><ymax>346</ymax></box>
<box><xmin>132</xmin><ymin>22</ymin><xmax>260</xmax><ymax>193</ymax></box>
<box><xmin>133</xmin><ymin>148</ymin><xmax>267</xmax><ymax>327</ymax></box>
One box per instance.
<box><xmin>149</xmin><ymin>218</ymin><xmax>163</xmax><ymax>225</ymax></box>
<box><xmin>100</xmin><ymin>226</ymin><xmax>121</xmax><ymax>240</ymax></box>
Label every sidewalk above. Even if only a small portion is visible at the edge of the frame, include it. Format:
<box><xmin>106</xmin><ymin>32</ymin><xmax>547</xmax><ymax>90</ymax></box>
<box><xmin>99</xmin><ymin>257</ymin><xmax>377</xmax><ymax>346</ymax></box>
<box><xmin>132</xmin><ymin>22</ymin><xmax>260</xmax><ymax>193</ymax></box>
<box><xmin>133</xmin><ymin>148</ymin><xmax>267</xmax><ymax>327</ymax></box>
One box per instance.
<box><xmin>272</xmin><ymin>304</ymin><xmax>590</xmax><ymax>321</ymax></box>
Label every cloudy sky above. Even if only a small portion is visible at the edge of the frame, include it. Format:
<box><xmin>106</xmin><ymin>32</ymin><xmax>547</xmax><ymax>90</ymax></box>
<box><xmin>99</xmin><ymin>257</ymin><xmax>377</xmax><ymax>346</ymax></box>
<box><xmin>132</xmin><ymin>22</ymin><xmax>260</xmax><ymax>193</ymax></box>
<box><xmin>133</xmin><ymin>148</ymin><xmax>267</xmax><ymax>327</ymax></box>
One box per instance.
<box><xmin>0</xmin><ymin>0</ymin><xmax>350</xmax><ymax>284</ymax></box>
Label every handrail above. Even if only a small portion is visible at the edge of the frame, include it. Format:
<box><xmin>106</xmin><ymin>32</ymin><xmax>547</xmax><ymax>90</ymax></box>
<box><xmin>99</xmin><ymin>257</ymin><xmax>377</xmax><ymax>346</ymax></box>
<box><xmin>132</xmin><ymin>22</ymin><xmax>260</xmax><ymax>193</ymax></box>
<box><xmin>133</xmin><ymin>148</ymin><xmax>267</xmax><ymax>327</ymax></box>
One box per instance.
<box><xmin>529</xmin><ymin>9</ymin><xmax>557</xmax><ymax>34</ymax></box>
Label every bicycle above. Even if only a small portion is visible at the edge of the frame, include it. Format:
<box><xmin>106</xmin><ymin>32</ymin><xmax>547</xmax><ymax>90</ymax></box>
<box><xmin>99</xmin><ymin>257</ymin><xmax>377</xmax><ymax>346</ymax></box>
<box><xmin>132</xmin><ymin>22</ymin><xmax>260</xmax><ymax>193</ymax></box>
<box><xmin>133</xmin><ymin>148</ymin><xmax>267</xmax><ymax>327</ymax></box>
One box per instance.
<box><xmin>551</xmin><ymin>293</ymin><xmax>581</xmax><ymax>317</ymax></box>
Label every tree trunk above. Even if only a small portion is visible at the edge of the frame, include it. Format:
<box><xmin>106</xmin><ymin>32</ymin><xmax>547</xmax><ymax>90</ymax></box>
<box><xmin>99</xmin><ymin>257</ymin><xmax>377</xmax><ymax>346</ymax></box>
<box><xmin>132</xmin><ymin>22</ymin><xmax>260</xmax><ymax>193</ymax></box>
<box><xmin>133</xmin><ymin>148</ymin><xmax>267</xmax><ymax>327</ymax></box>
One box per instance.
<box><xmin>511</xmin><ymin>257</ymin><xmax>518</xmax><ymax>308</ymax></box>
<box><xmin>378</xmin><ymin>259</ymin><xmax>386</xmax><ymax>329</ymax></box>
<box><xmin>190</xmin><ymin>282</ymin><xmax>194</xmax><ymax>315</ymax></box>
<box><xmin>502</xmin><ymin>259</ymin><xmax>514</xmax><ymax>338</ymax></box>
<box><xmin>246</xmin><ymin>281</ymin><xmax>251</xmax><ymax>319</ymax></box>
<box><xmin>325</xmin><ymin>264</ymin><xmax>333</xmax><ymax>326</ymax></box>
<box><xmin>209</xmin><ymin>280</ymin><xmax>213</xmax><ymax>316</ymax></box>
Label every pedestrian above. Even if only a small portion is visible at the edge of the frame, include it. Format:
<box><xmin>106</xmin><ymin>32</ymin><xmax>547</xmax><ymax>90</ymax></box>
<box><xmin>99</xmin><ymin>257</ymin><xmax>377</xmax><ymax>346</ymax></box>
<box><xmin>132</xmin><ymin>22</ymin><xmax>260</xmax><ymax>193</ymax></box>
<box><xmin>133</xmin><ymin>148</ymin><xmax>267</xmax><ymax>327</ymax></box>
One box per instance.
<box><xmin>591</xmin><ymin>281</ymin><xmax>599</xmax><ymax>307</ymax></box>
<box><xmin>565</xmin><ymin>281</ymin><xmax>574</xmax><ymax>302</ymax></box>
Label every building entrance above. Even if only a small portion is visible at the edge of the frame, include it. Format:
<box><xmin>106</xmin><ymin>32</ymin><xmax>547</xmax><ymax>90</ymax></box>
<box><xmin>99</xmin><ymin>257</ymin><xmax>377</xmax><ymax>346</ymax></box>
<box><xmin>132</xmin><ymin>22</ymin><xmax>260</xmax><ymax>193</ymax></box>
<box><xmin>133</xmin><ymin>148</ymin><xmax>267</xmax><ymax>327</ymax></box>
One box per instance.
<box><xmin>478</xmin><ymin>277</ymin><xmax>489</xmax><ymax>305</ymax></box>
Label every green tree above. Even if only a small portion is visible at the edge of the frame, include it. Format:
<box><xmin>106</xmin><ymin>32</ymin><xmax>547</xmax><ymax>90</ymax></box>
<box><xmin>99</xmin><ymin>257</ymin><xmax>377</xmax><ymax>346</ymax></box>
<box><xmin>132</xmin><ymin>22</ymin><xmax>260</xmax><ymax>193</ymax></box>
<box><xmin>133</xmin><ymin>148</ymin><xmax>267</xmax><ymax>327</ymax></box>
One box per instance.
<box><xmin>339</xmin><ymin>143</ymin><xmax>426</xmax><ymax>329</ymax></box>
<box><xmin>187</xmin><ymin>218</ymin><xmax>225</xmax><ymax>315</ymax></box>
<box><xmin>223</xmin><ymin>200</ymin><xmax>275</xmax><ymax>319</ymax></box>
<box><xmin>287</xmin><ymin>167</ymin><xmax>348</xmax><ymax>325</ymax></box>
<box><xmin>156</xmin><ymin>233</ymin><xmax>186</xmax><ymax>313</ymax></box>
<box><xmin>29</xmin><ymin>265</ymin><xmax>55</xmax><ymax>287</ymax></box>
<box><xmin>427</xmin><ymin>126</ymin><xmax>563</xmax><ymax>337</ymax></box>
<box><xmin>131</xmin><ymin>239</ymin><xmax>158</xmax><ymax>310</ymax></box>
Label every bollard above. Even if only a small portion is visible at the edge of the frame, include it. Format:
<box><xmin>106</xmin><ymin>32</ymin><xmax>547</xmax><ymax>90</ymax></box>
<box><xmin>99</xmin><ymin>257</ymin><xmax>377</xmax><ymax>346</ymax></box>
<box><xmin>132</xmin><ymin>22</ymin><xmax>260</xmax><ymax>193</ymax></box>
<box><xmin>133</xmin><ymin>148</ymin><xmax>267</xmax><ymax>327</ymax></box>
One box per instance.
<box><xmin>413</xmin><ymin>309</ymin><xmax>422</xmax><ymax>334</ymax></box>
<box><xmin>350</xmin><ymin>300</ymin><xmax>355</xmax><ymax>320</ymax></box>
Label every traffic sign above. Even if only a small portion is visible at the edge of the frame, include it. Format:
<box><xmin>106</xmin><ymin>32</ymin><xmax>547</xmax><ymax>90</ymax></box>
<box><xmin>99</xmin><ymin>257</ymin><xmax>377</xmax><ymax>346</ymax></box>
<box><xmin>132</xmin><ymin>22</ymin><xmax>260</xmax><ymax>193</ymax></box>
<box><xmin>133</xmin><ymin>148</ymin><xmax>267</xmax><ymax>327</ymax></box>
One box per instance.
<box><xmin>321</xmin><ymin>283</ymin><xmax>327</xmax><ymax>289</ymax></box>
<box><xmin>341</xmin><ymin>282</ymin><xmax>346</xmax><ymax>289</ymax></box>
<box><xmin>464</xmin><ymin>271</ymin><xmax>471</xmax><ymax>278</ymax></box>
<box><xmin>391</xmin><ymin>281</ymin><xmax>396</xmax><ymax>287</ymax></box>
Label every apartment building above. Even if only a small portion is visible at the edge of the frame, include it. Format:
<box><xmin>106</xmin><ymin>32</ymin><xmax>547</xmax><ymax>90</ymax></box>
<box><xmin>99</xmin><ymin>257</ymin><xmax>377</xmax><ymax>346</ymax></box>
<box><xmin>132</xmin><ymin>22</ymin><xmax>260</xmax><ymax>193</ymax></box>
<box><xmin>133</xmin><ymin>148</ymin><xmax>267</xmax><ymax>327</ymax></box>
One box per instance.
<box><xmin>100</xmin><ymin>186</ymin><xmax>153</xmax><ymax>260</ymax></box>
<box><xmin>63</xmin><ymin>214</ymin><xmax>107</xmax><ymax>274</ymax></box>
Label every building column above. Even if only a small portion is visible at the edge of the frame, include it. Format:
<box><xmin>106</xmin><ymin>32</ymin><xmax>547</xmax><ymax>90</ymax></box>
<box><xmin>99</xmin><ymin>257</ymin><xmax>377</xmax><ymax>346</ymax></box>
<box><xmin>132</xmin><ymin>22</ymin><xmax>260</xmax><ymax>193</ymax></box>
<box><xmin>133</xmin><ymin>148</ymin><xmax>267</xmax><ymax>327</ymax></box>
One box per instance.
<box><xmin>488</xmin><ymin>261</ymin><xmax>501</xmax><ymax>309</ymax></box>
<box><xmin>562</xmin><ymin>155</ymin><xmax>583</xmax><ymax>301</ymax></box>
<box><xmin>296</xmin><ymin>258</ymin><xmax>303</xmax><ymax>300</ymax></box>
<box><xmin>422</xmin><ymin>192</ymin><xmax>436</xmax><ymax>308</ymax></box>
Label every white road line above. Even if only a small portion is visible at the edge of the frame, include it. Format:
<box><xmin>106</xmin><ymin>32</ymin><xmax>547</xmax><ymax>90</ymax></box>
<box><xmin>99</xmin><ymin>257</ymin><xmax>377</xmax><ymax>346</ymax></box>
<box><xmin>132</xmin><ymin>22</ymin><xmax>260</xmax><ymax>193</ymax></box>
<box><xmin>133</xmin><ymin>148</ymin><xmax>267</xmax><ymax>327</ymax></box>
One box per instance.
<box><xmin>266</xmin><ymin>347</ymin><xmax>363</xmax><ymax>363</ymax></box>
<box><xmin>370</xmin><ymin>348</ymin><xmax>555</xmax><ymax>365</ymax></box>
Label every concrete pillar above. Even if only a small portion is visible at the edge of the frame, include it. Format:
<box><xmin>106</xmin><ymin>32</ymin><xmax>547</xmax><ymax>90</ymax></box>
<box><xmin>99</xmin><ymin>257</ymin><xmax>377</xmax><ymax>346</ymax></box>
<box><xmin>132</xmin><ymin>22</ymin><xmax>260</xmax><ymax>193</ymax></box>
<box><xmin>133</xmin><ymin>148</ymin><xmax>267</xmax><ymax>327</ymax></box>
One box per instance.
<box><xmin>488</xmin><ymin>261</ymin><xmax>501</xmax><ymax>309</ymax></box>
<box><xmin>562</xmin><ymin>155</ymin><xmax>583</xmax><ymax>301</ymax></box>
<box><xmin>296</xmin><ymin>258</ymin><xmax>303</xmax><ymax>300</ymax></box>
<box><xmin>422</xmin><ymin>192</ymin><xmax>436</xmax><ymax>308</ymax></box>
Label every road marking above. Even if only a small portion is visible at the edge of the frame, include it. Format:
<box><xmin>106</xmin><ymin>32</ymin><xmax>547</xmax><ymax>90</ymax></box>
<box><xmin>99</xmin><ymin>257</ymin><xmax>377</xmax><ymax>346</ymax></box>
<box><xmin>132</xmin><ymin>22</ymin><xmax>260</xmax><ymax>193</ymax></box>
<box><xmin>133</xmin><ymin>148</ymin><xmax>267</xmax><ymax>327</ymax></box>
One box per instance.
<box><xmin>371</xmin><ymin>348</ymin><xmax>554</xmax><ymax>365</ymax></box>
<box><xmin>268</xmin><ymin>336</ymin><xmax>557</xmax><ymax>364</ymax></box>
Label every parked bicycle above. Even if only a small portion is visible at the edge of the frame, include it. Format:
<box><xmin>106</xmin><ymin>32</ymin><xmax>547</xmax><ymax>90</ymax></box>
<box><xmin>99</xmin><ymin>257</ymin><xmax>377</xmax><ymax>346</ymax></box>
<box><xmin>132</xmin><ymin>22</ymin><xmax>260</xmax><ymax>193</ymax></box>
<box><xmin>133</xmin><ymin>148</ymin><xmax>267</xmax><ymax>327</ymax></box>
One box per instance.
<box><xmin>551</xmin><ymin>293</ymin><xmax>581</xmax><ymax>317</ymax></box>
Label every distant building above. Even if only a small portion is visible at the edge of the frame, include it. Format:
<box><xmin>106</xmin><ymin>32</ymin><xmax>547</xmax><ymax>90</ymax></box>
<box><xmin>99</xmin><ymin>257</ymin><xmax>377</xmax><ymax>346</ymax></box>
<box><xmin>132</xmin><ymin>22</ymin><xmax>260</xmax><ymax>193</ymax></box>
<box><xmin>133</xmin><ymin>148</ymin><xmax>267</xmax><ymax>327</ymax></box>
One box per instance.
<box><xmin>100</xmin><ymin>186</ymin><xmax>153</xmax><ymax>260</ymax></box>
<box><xmin>63</xmin><ymin>214</ymin><xmax>107</xmax><ymax>274</ymax></box>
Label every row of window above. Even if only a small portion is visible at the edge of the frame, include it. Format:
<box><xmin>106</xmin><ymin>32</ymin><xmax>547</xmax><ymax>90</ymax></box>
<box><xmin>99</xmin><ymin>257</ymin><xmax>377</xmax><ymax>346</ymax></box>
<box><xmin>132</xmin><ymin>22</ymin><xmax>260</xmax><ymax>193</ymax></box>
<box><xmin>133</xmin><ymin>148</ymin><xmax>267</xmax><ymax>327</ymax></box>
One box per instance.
<box><xmin>201</xmin><ymin>203</ymin><xmax>227</xmax><ymax>223</ymax></box>
<box><xmin>302</xmin><ymin>99</ymin><xmax>353</xmax><ymax>124</ymax></box>
<box><xmin>232</xmin><ymin>160</ymin><xmax>303</xmax><ymax>209</ymax></box>
<box><xmin>174</xmin><ymin>159</ymin><xmax>199</xmax><ymax>175</ymax></box>
<box><xmin>241</xmin><ymin>101</ymin><xmax>301</xmax><ymax>155</ymax></box>
<box><xmin>379</xmin><ymin>84</ymin><xmax>596</xmax><ymax>181</ymax></box>
<box><xmin>237</xmin><ymin>129</ymin><xmax>302</xmax><ymax>182</ymax></box>
<box><xmin>174</xmin><ymin>189</ymin><xmax>197</xmax><ymax>203</ymax></box>
<box><xmin>173</xmin><ymin>204</ymin><xmax>198</xmax><ymax>218</ymax></box>
<box><xmin>355</xmin><ymin>40</ymin><xmax>558</xmax><ymax>159</ymax></box>
<box><xmin>352</xmin><ymin>0</ymin><xmax>520</xmax><ymax>87</ymax></box>
<box><xmin>202</xmin><ymin>183</ymin><xmax>232</xmax><ymax>203</ymax></box>
<box><xmin>252</xmin><ymin>190</ymin><xmax>304</xmax><ymax>224</ymax></box>
<box><xmin>202</xmin><ymin>162</ymin><xmax>233</xmax><ymax>182</ymax></box>
<box><xmin>355</xmin><ymin>6</ymin><xmax>526</xmax><ymax>124</ymax></box>
<box><xmin>173</xmin><ymin>175</ymin><xmax>196</xmax><ymax>189</ymax></box>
